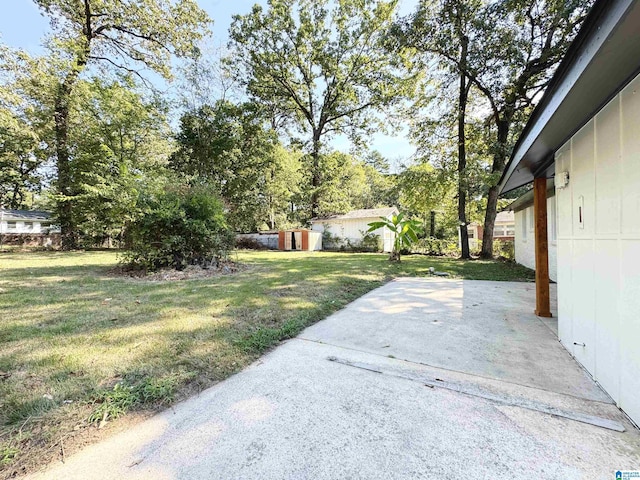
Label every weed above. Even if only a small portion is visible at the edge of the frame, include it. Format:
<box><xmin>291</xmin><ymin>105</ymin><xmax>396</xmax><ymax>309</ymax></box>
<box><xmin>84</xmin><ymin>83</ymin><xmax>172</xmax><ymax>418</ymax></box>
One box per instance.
<box><xmin>88</xmin><ymin>375</ymin><xmax>179</xmax><ymax>425</ymax></box>
<box><xmin>0</xmin><ymin>445</ymin><xmax>18</xmax><ymax>466</ymax></box>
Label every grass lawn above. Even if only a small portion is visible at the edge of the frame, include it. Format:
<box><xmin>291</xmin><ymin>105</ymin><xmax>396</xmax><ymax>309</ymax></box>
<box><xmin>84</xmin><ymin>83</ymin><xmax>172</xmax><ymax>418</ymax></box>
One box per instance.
<box><xmin>0</xmin><ymin>250</ymin><xmax>534</xmax><ymax>476</ymax></box>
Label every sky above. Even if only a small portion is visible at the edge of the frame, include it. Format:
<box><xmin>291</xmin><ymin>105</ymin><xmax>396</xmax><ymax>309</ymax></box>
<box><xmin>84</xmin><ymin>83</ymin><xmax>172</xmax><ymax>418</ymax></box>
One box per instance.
<box><xmin>0</xmin><ymin>0</ymin><xmax>418</xmax><ymax>167</ymax></box>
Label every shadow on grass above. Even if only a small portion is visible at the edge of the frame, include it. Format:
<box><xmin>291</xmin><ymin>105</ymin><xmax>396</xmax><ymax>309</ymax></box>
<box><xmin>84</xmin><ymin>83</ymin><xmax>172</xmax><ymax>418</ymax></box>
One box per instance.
<box><xmin>0</xmin><ymin>250</ymin><xmax>534</xmax><ymax>476</ymax></box>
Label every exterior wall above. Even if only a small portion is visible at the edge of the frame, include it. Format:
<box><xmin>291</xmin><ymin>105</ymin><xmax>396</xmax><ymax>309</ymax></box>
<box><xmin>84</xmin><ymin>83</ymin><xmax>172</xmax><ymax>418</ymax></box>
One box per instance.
<box><xmin>555</xmin><ymin>72</ymin><xmax>640</xmax><ymax>426</ymax></box>
<box><xmin>307</xmin><ymin>231</ymin><xmax>322</xmax><ymax>251</ymax></box>
<box><xmin>513</xmin><ymin>195</ymin><xmax>557</xmax><ymax>282</ymax></box>
<box><xmin>237</xmin><ymin>233</ymin><xmax>279</xmax><ymax>250</ymax></box>
<box><xmin>463</xmin><ymin>221</ymin><xmax>514</xmax><ymax>251</ymax></box>
<box><xmin>0</xmin><ymin>220</ymin><xmax>46</xmax><ymax>233</ymax></box>
<box><xmin>311</xmin><ymin>217</ymin><xmax>394</xmax><ymax>252</ymax></box>
<box><xmin>0</xmin><ymin>233</ymin><xmax>61</xmax><ymax>247</ymax></box>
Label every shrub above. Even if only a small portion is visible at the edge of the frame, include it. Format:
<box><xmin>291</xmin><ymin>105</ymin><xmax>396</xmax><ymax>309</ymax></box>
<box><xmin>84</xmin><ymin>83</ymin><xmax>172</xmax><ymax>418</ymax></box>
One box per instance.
<box><xmin>344</xmin><ymin>231</ymin><xmax>382</xmax><ymax>252</ymax></box>
<box><xmin>122</xmin><ymin>185</ymin><xmax>235</xmax><ymax>271</ymax></box>
<box><xmin>410</xmin><ymin>237</ymin><xmax>459</xmax><ymax>256</ymax></box>
<box><xmin>321</xmin><ymin>230</ymin><xmax>382</xmax><ymax>253</ymax></box>
<box><xmin>321</xmin><ymin>227</ymin><xmax>344</xmax><ymax>251</ymax></box>
<box><xmin>493</xmin><ymin>239</ymin><xmax>515</xmax><ymax>261</ymax></box>
<box><xmin>367</xmin><ymin>213</ymin><xmax>421</xmax><ymax>262</ymax></box>
<box><xmin>235</xmin><ymin>236</ymin><xmax>268</xmax><ymax>250</ymax></box>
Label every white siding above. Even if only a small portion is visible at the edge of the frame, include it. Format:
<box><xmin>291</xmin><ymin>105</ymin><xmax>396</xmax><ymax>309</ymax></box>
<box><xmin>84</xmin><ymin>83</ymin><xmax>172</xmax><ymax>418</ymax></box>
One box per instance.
<box><xmin>0</xmin><ymin>220</ymin><xmax>43</xmax><ymax>233</ymax></box>
<box><xmin>555</xmin><ymin>71</ymin><xmax>640</xmax><ymax>426</ymax></box>
<box><xmin>513</xmin><ymin>196</ymin><xmax>557</xmax><ymax>282</ymax></box>
<box><xmin>311</xmin><ymin>217</ymin><xmax>395</xmax><ymax>252</ymax></box>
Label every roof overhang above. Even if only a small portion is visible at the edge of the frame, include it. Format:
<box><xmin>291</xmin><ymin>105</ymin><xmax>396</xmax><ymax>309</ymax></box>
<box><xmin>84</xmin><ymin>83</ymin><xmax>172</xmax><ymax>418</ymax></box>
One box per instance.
<box><xmin>499</xmin><ymin>0</ymin><xmax>640</xmax><ymax>194</ymax></box>
<box><xmin>507</xmin><ymin>179</ymin><xmax>556</xmax><ymax>212</ymax></box>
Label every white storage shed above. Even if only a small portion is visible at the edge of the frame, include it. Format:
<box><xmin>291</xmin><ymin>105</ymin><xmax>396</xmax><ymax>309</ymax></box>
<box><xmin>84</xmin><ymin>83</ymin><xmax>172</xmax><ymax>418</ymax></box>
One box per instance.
<box><xmin>310</xmin><ymin>207</ymin><xmax>398</xmax><ymax>252</ymax></box>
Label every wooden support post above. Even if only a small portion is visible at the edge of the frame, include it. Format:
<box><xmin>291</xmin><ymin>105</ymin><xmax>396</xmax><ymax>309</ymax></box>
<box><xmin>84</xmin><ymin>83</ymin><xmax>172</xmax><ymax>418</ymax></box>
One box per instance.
<box><xmin>534</xmin><ymin>177</ymin><xmax>552</xmax><ymax>317</ymax></box>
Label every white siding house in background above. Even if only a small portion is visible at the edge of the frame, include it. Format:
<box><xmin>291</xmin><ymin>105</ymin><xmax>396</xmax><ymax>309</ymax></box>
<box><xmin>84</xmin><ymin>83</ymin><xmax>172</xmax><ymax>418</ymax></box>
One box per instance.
<box><xmin>310</xmin><ymin>207</ymin><xmax>398</xmax><ymax>252</ymax></box>
<box><xmin>497</xmin><ymin>0</ymin><xmax>640</xmax><ymax>426</ymax></box>
<box><xmin>0</xmin><ymin>209</ymin><xmax>55</xmax><ymax>233</ymax></box>
<box><xmin>509</xmin><ymin>181</ymin><xmax>558</xmax><ymax>282</ymax></box>
<box><xmin>463</xmin><ymin>211</ymin><xmax>515</xmax><ymax>250</ymax></box>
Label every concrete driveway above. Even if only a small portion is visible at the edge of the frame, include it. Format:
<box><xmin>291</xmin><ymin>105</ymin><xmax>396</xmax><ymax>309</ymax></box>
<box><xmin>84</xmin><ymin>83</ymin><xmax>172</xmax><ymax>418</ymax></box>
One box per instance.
<box><xmin>29</xmin><ymin>278</ymin><xmax>640</xmax><ymax>480</ymax></box>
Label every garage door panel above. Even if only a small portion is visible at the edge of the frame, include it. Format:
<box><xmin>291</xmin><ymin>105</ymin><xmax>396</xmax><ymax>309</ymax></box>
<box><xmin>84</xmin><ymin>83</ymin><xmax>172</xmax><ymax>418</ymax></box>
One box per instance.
<box><xmin>571</xmin><ymin>239</ymin><xmax>595</xmax><ymax>373</ymax></box>
<box><xmin>619</xmin><ymin>240</ymin><xmax>640</xmax><ymax>423</ymax></box>
<box><xmin>557</xmin><ymin>239</ymin><xmax>573</xmax><ymax>354</ymax></box>
<box><xmin>593</xmin><ymin>239</ymin><xmax>620</xmax><ymax>399</ymax></box>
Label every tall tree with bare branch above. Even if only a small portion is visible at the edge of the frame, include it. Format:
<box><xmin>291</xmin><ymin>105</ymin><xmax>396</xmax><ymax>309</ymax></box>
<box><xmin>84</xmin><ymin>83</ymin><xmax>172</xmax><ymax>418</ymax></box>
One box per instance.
<box><xmin>35</xmin><ymin>0</ymin><xmax>210</xmax><ymax>248</ymax></box>
<box><xmin>229</xmin><ymin>0</ymin><xmax>415</xmax><ymax>219</ymax></box>
<box><xmin>396</xmin><ymin>0</ymin><xmax>592</xmax><ymax>257</ymax></box>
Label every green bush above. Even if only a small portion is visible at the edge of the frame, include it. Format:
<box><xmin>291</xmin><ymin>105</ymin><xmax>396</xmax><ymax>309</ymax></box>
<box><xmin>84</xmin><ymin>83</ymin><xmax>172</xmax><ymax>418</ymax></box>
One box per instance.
<box><xmin>321</xmin><ymin>227</ymin><xmax>382</xmax><ymax>253</ymax></box>
<box><xmin>493</xmin><ymin>239</ymin><xmax>515</xmax><ymax>261</ymax></box>
<box><xmin>122</xmin><ymin>185</ymin><xmax>235</xmax><ymax>271</ymax></box>
<box><xmin>411</xmin><ymin>237</ymin><xmax>458</xmax><ymax>256</ymax></box>
<box><xmin>345</xmin><ymin>231</ymin><xmax>382</xmax><ymax>252</ymax></box>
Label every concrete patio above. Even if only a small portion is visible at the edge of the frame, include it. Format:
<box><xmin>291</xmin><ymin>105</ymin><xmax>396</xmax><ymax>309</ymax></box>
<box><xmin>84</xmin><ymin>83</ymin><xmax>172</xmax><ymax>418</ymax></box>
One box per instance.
<box><xmin>28</xmin><ymin>278</ymin><xmax>640</xmax><ymax>480</ymax></box>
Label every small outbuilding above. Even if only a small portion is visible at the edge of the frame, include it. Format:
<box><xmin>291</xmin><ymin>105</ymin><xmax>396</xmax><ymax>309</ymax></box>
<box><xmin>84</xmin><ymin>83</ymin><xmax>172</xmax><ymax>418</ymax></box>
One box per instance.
<box><xmin>278</xmin><ymin>229</ymin><xmax>322</xmax><ymax>251</ymax></box>
<box><xmin>310</xmin><ymin>207</ymin><xmax>398</xmax><ymax>252</ymax></box>
<box><xmin>498</xmin><ymin>0</ymin><xmax>640</xmax><ymax>426</ymax></box>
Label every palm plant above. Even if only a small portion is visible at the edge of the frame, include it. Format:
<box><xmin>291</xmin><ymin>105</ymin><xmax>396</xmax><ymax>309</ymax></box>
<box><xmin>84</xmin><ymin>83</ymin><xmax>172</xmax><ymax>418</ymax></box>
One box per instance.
<box><xmin>367</xmin><ymin>213</ymin><xmax>421</xmax><ymax>262</ymax></box>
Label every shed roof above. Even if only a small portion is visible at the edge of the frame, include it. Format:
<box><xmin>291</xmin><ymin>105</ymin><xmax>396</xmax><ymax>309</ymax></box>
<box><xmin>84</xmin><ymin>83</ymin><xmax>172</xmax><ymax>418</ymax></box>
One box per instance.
<box><xmin>498</xmin><ymin>0</ymin><xmax>640</xmax><ymax>194</ymax></box>
<box><xmin>310</xmin><ymin>207</ymin><xmax>398</xmax><ymax>222</ymax></box>
<box><xmin>0</xmin><ymin>209</ymin><xmax>53</xmax><ymax>221</ymax></box>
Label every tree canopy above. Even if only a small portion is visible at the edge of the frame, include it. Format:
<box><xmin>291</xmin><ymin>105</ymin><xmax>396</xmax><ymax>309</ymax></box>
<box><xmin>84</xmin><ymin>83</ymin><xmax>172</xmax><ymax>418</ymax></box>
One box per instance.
<box><xmin>229</xmin><ymin>0</ymin><xmax>414</xmax><ymax>217</ymax></box>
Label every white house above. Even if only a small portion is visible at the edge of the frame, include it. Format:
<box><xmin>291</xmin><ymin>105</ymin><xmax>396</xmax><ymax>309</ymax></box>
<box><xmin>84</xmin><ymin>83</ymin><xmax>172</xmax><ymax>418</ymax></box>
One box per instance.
<box><xmin>508</xmin><ymin>180</ymin><xmax>557</xmax><ymax>282</ymax></box>
<box><xmin>463</xmin><ymin>211</ymin><xmax>515</xmax><ymax>250</ymax></box>
<box><xmin>498</xmin><ymin>0</ymin><xmax>640</xmax><ymax>426</ymax></box>
<box><xmin>0</xmin><ymin>209</ymin><xmax>56</xmax><ymax>234</ymax></box>
<box><xmin>310</xmin><ymin>207</ymin><xmax>398</xmax><ymax>252</ymax></box>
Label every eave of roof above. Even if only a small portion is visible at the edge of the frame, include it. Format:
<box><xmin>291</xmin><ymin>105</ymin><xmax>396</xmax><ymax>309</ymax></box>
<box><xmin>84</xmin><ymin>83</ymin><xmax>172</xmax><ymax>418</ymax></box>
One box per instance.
<box><xmin>507</xmin><ymin>179</ymin><xmax>556</xmax><ymax>212</ymax></box>
<box><xmin>310</xmin><ymin>207</ymin><xmax>398</xmax><ymax>222</ymax></box>
<box><xmin>0</xmin><ymin>209</ymin><xmax>53</xmax><ymax>221</ymax></box>
<box><xmin>499</xmin><ymin>0</ymin><xmax>640</xmax><ymax>194</ymax></box>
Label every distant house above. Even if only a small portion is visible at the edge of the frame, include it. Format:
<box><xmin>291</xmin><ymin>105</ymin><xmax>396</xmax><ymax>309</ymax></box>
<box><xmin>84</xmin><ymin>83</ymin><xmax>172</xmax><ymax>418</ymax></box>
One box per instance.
<box><xmin>463</xmin><ymin>211</ymin><xmax>515</xmax><ymax>250</ymax></box>
<box><xmin>508</xmin><ymin>179</ymin><xmax>557</xmax><ymax>282</ymax></box>
<box><xmin>0</xmin><ymin>209</ymin><xmax>57</xmax><ymax>234</ymax></box>
<box><xmin>310</xmin><ymin>207</ymin><xmax>398</xmax><ymax>252</ymax></box>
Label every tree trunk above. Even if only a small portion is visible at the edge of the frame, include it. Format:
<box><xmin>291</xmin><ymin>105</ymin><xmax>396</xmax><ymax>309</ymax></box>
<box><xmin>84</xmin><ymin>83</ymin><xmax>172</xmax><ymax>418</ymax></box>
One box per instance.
<box><xmin>310</xmin><ymin>131</ymin><xmax>321</xmax><ymax>219</ymax></box>
<box><xmin>458</xmin><ymin>34</ymin><xmax>471</xmax><ymax>259</ymax></box>
<box><xmin>429</xmin><ymin>210</ymin><xmax>436</xmax><ymax>237</ymax></box>
<box><xmin>480</xmin><ymin>117</ymin><xmax>510</xmax><ymax>259</ymax></box>
<box><xmin>55</xmin><ymin>78</ymin><xmax>79</xmax><ymax>250</ymax></box>
<box><xmin>53</xmin><ymin>1</ymin><xmax>92</xmax><ymax>250</ymax></box>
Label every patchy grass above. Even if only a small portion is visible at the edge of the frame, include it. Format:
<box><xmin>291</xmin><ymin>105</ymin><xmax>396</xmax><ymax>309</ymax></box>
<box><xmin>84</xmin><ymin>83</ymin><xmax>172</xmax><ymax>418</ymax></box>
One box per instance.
<box><xmin>0</xmin><ymin>250</ymin><xmax>533</xmax><ymax>476</ymax></box>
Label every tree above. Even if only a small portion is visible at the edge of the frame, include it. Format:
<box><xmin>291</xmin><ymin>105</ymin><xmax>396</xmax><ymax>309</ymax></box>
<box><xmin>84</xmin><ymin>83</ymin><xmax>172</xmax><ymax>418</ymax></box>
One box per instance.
<box><xmin>262</xmin><ymin>144</ymin><xmax>304</xmax><ymax>230</ymax></box>
<box><xmin>0</xmin><ymin>46</ymin><xmax>55</xmax><ymax>209</ymax></box>
<box><xmin>169</xmin><ymin>100</ymin><xmax>279</xmax><ymax>232</ymax></box>
<box><xmin>472</xmin><ymin>0</ymin><xmax>592</xmax><ymax>258</ymax></box>
<box><xmin>69</xmin><ymin>77</ymin><xmax>172</xmax><ymax>246</ymax></box>
<box><xmin>398</xmin><ymin>161</ymin><xmax>453</xmax><ymax>235</ymax></box>
<box><xmin>229</xmin><ymin>0</ymin><xmax>414</xmax><ymax>218</ymax></box>
<box><xmin>35</xmin><ymin>0</ymin><xmax>210</xmax><ymax>249</ymax></box>
<box><xmin>396</xmin><ymin>0</ymin><xmax>592</xmax><ymax>257</ymax></box>
<box><xmin>367</xmin><ymin>213</ymin><xmax>421</xmax><ymax>262</ymax></box>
